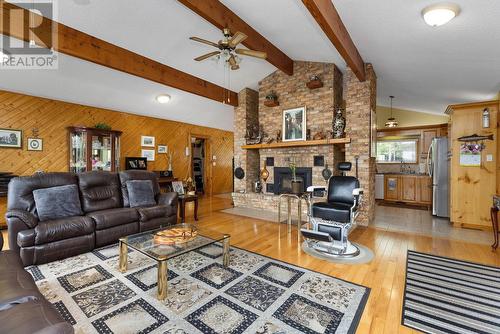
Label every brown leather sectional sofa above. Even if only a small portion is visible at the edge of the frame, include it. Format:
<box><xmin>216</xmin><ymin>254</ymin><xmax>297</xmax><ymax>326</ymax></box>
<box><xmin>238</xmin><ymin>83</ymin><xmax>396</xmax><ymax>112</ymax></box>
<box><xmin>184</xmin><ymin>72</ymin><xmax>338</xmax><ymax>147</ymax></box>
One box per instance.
<box><xmin>6</xmin><ymin>170</ymin><xmax>178</xmax><ymax>266</ymax></box>
<box><xmin>0</xmin><ymin>232</ymin><xmax>74</xmax><ymax>334</ymax></box>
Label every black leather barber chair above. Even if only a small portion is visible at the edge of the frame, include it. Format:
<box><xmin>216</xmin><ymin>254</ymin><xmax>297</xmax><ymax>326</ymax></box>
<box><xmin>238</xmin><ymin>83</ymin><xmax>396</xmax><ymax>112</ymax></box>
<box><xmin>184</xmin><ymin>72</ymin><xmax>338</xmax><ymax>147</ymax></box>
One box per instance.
<box><xmin>301</xmin><ymin>162</ymin><xmax>363</xmax><ymax>257</ymax></box>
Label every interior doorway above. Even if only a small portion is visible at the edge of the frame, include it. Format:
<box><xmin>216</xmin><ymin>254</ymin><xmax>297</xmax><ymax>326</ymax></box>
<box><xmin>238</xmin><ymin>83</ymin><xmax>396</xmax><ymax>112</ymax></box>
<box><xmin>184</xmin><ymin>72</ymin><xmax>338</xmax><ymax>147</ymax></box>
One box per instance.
<box><xmin>191</xmin><ymin>137</ymin><xmax>206</xmax><ymax>195</ymax></box>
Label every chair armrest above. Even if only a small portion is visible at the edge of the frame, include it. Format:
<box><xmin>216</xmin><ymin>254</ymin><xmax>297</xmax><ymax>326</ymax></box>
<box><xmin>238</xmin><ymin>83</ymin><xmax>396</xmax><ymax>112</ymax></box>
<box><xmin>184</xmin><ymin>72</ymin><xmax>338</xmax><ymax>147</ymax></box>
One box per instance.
<box><xmin>352</xmin><ymin>188</ymin><xmax>363</xmax><ymax>196</ymax></box>
<box><xmin>157</xmin><ymin>192</ymin><xmax>178</xmax><ymax>210</ymax></box>
<box><xmin>5</xmin><ymin>210</ymin><xmax>38</xmax><ymax>229</ymax></box>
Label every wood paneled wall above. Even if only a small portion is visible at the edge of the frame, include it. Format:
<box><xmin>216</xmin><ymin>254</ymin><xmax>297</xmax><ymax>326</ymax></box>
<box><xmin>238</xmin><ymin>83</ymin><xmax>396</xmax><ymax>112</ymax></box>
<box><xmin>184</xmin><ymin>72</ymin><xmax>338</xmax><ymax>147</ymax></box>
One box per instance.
<box><xmin>448</xmin><ymin>100</ymin><xmax>499</xmax><ymax>229</ymax></box>
<box><xmin>0</xmin><ymin>90</ymin><xmax>234</xmax><ymax>227</ymax></box>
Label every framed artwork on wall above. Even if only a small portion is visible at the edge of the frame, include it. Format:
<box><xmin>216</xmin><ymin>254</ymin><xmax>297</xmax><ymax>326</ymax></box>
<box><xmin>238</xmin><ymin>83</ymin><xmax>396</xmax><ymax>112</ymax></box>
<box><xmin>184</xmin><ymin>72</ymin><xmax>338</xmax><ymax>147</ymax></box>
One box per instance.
<box><xmin>141</xmin><ymin>149</ymin><xmax>155</xmax><ymax>161</ymax></box>
<box><xmin>27</xmin><ymin>138</ymin><xmax>43</xmax><ymax>151</ymax></box>
<box><xmin>141</xmin><ymin>135</ymin><xmax>155</xmax><ymax>147</ymax></box>
<box><xmin>282</xmin><ymin>107</ymin><xmax>306</xmax><ymax>142</ymax></box>
<box><xmin>158</xmin><ymin>145</ymin><xmax>167</xmax><ymax>153</ymax></box>
<box><xmin>0</xmin><ymin>128</ymin><xmax>22</xmax><ymax>148</ymax></box>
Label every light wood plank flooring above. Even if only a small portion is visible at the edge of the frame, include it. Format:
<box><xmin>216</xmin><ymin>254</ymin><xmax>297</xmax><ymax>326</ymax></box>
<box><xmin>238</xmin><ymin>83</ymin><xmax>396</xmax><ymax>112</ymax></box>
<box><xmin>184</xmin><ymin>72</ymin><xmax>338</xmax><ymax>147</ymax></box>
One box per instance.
<box><xmin>2</xmin><ymin>195</ymin><xmax>499</xmax><ymax>333</ymax></box>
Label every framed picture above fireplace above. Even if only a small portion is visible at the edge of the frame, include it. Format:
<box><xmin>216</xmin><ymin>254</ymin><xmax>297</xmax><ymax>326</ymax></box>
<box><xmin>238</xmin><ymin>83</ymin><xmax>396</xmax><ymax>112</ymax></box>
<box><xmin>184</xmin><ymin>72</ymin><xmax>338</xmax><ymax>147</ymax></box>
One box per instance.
<box><xmin>282</xmin><ymin>107</ymin><xmax>306</xmax><ymax>142</ymax></box>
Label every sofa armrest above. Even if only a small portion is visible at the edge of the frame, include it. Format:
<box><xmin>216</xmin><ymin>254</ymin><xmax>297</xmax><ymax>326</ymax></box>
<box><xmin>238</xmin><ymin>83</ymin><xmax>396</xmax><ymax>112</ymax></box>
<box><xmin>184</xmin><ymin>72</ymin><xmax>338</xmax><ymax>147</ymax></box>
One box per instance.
<box><xmin>157</xmin><ymin>192</ymin><xmax>178</xmax><ymax>211</ymax></box>
<box><xmin>5</xmin><ymin>211</ymin><xmax>38</xmax><ymax>253</ymax></box>
<box><xmin>6</xmin><ymin>210</ymin><xmax>38</xmax><ymax>229</ymax></box>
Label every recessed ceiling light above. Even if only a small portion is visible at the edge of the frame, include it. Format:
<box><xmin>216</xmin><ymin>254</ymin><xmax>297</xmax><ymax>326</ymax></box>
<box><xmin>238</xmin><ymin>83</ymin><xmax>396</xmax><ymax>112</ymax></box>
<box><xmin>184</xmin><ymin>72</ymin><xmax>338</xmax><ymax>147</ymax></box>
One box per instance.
<box><xmin>422</xmin><ymin>3</ymin><xmax>460</xmax><ymax>27</ymax></box>
<box><xmin>156</xmin><ymin>94</ymin><xmax>171</xmax><ymax>104</ymax></box>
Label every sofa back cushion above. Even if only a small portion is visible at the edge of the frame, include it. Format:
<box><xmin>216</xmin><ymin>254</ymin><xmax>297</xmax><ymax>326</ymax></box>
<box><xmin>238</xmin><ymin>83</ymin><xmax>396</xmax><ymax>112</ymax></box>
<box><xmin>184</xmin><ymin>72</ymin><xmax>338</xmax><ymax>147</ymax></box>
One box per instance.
<box><xmin>78</xmin><ymin>171</ymin><xmax>121</xmax><ymax>213</ymax></box>
<box><xmin>33</xmin><ymin>184</ymin><xmax>83</xmax><ymax>221</ymax></box>
<box><xmin>7</xmin><ymin>172</ymin><xmax>79</xmax><ymax>218</ymax></box>
<box><xmin>126</xmin><ymin>180</ymin><xmax>156</xmax><ymax>207</ymax></box>
<box><xmin>119</xmin><ymin>170</ymin><xmax>160</xmax><ymax>207</ymax></box>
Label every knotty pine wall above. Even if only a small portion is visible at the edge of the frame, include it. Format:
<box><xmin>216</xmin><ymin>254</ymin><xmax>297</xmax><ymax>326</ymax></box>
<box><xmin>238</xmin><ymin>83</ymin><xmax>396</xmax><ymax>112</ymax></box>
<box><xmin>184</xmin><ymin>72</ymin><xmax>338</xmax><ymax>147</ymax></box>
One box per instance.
<box><xmin>0</xmin><ymin>90</ymin><xmax>234</xmax><ymax>227</ymax></box>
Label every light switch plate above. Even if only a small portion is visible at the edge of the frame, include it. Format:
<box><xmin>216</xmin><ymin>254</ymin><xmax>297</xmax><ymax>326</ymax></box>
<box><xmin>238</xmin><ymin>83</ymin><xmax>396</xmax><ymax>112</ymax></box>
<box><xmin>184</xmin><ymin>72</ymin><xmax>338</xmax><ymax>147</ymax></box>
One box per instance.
<box><xmin>487</xmin><ymin>154</ymin><xmax>493</xmax><ymax>162</ymax></box>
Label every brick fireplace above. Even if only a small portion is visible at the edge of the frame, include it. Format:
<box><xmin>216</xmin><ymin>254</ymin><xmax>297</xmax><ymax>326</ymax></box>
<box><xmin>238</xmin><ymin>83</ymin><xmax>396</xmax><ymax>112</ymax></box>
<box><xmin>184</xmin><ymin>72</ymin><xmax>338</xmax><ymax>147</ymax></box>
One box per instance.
<box><xmin>232</xmin><ymin>61</ymin><xmax>376</xmax><ymax>225</ymax></box>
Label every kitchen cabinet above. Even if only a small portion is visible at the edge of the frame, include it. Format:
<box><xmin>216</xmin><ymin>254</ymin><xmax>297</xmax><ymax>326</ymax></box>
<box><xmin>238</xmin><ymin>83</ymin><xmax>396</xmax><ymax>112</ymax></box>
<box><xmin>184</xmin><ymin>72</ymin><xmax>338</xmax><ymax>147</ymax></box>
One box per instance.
<box><xmin>383</xmin><ymin>174</ymin><xmax>432</xmax><ymax>206</ymax></box>
<box><xmin>419</xmin><ymin>177</ymin><xmax>432</xmax><ymax>203</ymax></box>
<box><xmin>384</xmin><ymin>176</ymin><xmax>400</xmax><ymax>200</ymax></box>
<box><xmin>422</xmin><ymin>130</ymin><xmax>437</xmax><ymax>155</ymax></box>
<box><xmin>401</xmin><ymin>176</ymin><xmax>417</xmax><ymax>201</ymax></box>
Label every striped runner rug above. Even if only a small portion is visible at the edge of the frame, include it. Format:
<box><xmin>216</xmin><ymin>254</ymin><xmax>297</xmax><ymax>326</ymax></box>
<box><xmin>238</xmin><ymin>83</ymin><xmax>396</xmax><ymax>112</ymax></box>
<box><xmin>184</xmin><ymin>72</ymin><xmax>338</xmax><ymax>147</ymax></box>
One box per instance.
<box><xmin>402</xmin><ymin>250</ymin><xmax>500</xmax><ymax>334</ymax></box>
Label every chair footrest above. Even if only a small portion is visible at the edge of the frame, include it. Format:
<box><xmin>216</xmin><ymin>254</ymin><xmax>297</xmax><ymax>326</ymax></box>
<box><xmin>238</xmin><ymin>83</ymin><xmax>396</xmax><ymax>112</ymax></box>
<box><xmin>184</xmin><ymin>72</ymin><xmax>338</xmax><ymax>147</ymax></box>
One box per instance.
<box><xmin>300</xmin><ymin>229</ymin><xmax>332</xmax><ymax>242</ymax></box>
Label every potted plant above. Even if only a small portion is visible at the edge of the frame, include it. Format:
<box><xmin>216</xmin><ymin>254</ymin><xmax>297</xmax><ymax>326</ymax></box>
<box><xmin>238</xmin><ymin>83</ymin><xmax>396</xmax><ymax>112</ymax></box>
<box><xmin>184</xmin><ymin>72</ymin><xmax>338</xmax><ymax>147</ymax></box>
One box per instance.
<box><xmin>289</xmin><ymin>162</ymin><xmax>302</xmax><ymax>194</ymax></box>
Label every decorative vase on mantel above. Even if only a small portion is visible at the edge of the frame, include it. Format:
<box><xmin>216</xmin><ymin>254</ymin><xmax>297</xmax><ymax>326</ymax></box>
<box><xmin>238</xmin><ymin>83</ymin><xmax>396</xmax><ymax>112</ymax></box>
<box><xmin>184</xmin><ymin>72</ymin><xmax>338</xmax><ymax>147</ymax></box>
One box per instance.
<box><xmin>333</xmin><ymin>108</ymin><xmax>346</xmax><ymax>139</ymax></box>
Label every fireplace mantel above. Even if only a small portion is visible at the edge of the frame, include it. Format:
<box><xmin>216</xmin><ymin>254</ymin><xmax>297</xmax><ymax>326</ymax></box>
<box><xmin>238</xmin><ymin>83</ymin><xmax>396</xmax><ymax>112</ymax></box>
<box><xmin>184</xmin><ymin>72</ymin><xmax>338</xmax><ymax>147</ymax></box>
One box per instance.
<box><xmin>241</xmin><ymin>138</ymin><xmax>350</xmax><ymax>150</ymax></box>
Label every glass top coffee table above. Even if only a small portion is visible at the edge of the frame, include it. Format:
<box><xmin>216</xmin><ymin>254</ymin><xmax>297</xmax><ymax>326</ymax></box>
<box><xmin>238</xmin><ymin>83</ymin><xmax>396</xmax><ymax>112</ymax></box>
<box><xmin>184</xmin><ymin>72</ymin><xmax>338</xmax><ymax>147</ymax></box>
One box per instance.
<box><xmin>118</xmin><ymin>224</ymin><xmax>230</xmax><ymax>300</ymax></box>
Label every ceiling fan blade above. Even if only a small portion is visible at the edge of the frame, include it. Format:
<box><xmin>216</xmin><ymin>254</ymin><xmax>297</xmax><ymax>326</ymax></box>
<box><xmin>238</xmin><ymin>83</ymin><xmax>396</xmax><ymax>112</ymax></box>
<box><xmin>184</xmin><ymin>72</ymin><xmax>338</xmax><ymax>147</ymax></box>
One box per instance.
<box><xmin>189</xmin><ymin>37</ymin><xmax>220</xmax><ymax>49</ymax></box>
<box><xmin>235</xmin><ymin>48</ymin><xmax>267</xmax><ymax>59</ymax></box>
<box><xmin>228</xmin><ymin>31</ymin><xmax>248</xmax><ymax>48</ymax></box>
<box><xmin>194</xmin><ymin>51</ymin><xmax>220</xmax><ymax>61</ymax></box>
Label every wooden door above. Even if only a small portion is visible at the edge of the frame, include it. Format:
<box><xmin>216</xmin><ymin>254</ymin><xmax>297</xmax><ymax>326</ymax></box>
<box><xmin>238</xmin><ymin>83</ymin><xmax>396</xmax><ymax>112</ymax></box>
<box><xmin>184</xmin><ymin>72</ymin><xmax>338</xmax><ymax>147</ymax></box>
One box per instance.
<box><xmin>401</xmin><ymin>175</ymin><xmax>417</xmax><ymax>202</ymax></box>
<box><xmin>384</xmin><ymin>176</ymin><xmax>400</xmax><ymax>200</ymax></box>
<box><xmin>422</xmin><ymin>130</ymin><xmax>437</xmax><ymax>155</ymax></box>
<box><xmin>419</xmin><ymin>176</ymin><xmax>432</xmax><ymax>204</ymax></box>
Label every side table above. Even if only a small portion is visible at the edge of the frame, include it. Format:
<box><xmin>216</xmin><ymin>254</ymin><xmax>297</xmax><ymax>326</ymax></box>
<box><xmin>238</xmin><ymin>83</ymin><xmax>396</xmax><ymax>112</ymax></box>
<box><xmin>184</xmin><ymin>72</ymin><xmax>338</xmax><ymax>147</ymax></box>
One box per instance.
<box><xmin>278</xmin><ymin>193</ymin><xmax>309</xmax><ymax>230</ymax></box>
<box><xmin>178</xmin><ymin>194</ymin><xmax>199</xmax><ymax>223</ymax></box>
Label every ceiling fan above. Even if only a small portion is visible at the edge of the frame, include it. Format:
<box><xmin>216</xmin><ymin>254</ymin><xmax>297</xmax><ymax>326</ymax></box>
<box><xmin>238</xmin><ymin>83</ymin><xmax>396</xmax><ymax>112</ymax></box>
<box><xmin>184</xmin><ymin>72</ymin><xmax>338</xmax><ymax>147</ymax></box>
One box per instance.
<box><xmin>190</xmin><ymin>28</ymin><xmax>267</xmax><ymax>70</ymax></box>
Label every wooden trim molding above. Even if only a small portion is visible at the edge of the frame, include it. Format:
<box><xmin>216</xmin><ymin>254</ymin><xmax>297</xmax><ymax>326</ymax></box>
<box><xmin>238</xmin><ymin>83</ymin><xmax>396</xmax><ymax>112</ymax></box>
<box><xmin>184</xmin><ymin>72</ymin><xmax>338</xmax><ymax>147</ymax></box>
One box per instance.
<box><xmin>377</xmin><ymin>123</ymin><xmax>448</xmax><ymax>133</ymax></box>
<box><xmin>302</xmin><ymin>0</ymin><xmax>365</xmax><ymax>81</ymax></box>
<box><xmin>445</xmin><ymin>100</ymin><xmax>499</xmax><ymax>114</ymax></box>
<box><xmin>177</xmin><ymin>0</ymin><xmax>294</xmax><ymax>76</ymax></box>
<box><xmin>0</xmin><ymin>1</ymin><xmax>238</xmax><ymax>106</ymax></box>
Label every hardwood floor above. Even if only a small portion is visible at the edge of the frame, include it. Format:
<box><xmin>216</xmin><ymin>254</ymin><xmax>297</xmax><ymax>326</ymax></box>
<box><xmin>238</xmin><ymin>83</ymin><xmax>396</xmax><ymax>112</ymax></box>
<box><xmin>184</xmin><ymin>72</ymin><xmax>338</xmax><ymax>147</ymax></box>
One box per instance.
<box><xmin>191</xmin><ymin>196</ymin><xmax>500</xmax><ymax>333</ymax></box>
<box><xmin>2</xmin><ymin>195</ymin><xmax>499</xmax><ymax>333</ymax></box>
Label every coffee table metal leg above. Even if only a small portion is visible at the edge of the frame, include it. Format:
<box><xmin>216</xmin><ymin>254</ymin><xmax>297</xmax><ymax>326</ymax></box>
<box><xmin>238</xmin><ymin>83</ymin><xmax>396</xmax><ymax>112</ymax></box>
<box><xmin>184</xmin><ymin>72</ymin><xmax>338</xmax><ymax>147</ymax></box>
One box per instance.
<box><xmin>157</xmin><ymin>260</ymin><xmax>167</xmax><ymax>300</ymax></box>
<box><xmin>119</xmin><ymin>240</ymin><xmax>127</xmax><ymax>273</ymax></box>
<box><xmin>223</xmin><ymin>235</ymin><xmax>230</xmax><ymax>267</ymax></box>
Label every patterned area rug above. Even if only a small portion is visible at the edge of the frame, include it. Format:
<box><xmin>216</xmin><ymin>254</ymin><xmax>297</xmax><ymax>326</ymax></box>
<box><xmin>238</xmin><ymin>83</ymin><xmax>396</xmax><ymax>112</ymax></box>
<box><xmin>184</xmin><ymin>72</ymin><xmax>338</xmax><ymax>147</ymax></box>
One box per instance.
<box><xmin>26</xmin><ymin>242</ymin><xmax>370</xmax><ymax>334</ymax></box>
<box><xmin>402</xmin><ymin>251</ymin><xmax>500</xmax><ymax>334</ymax></box>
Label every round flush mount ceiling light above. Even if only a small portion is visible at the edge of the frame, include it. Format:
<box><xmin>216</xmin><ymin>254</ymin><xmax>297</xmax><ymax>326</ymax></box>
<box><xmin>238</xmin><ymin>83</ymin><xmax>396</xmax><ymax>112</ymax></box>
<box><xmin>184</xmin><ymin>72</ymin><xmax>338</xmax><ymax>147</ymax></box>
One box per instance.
<box><xmin>422</xmin><ymin>3</ymin><xmax>460</xmax><ymax>27</ymax></box>
<box><xmin>156</xmin><ymin>94</ymin><xmax>171</xmax><ymax>104</ymax></box>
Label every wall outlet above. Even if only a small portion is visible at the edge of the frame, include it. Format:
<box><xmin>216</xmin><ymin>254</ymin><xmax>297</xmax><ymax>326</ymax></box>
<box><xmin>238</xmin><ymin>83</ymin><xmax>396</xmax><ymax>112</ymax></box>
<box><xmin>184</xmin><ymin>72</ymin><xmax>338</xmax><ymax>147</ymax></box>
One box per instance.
<box><xmin>487</xmin><ymin>154</ymin><xmax>493</xmax><ymax>162</ymax></box>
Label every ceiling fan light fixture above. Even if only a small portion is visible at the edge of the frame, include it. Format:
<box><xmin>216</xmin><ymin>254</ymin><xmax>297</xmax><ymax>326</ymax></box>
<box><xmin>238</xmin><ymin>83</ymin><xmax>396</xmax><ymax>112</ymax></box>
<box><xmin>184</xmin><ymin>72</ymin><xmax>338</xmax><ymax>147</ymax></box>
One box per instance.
<box><xmin>156</xmin><ymin>94</ymin><xmax>171</xmax><ymax>104</ymax></box>
<box><xmin>422</xmin><ymin>3</ymin><xmax>460</xmax><ymax>27</ymax></box>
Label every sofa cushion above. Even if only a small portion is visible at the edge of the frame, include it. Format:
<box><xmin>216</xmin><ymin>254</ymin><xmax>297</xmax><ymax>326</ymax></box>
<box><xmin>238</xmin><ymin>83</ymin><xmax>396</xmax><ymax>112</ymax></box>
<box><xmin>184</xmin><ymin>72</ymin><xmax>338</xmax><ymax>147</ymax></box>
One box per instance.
<box><xmin>33</xmin><ymin>184</ymin><xmax>83</xmax><ymax>221</ymax></box>
<box><xmin>126</xmin><ymin>180</ymin><xmax>156</xmax><ymax>208</ymax></box>
<box><xmin>34</xmin><ymin>216</ymin><xmax>94</xmax><ymax>245</ymax></box>
<box><xmin>86</xmin><ymin>207</ymin><xmax>139</xmax><ymax>230</ymax></box>
<box><xmin>119</xmin><ymin>170</ymin><xmax>160</xmax><ymax>207</ymax></box>
<box><xmin>78</xmin><ymin>171</ymin><xmax>122</xmax><ymax>213</ymax></box>
<box><xmin>312</xmin><ymin>202</ymin><xmax>352</xmax><ymax>224</ymax></box>
<box><xmin>137</xmin><ymin>205</ymin><xmax>170</xmax><ymax>222</ymax></box>
<box><xmin>0</xmin><ymin>299</ymin><xmax>74</xmax><ymax>334</ymax></box>
<box><xmin>0</xmin><ymin>250</ymin><xmax>42</xmax><ymax>311</ymax></box>
<box><xmin>7</xmin><ymin>172</ymin><xmax>78</xmax><ymax>216</ymax></box>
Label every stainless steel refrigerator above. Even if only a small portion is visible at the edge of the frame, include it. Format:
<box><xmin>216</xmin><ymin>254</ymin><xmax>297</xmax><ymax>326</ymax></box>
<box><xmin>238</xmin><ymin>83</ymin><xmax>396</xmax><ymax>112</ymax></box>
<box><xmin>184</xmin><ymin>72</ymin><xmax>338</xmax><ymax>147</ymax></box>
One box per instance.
<box><xmin>427</xmin><ymin>137</ymin><xmax>449</xmax><ymax>217</ymax></box>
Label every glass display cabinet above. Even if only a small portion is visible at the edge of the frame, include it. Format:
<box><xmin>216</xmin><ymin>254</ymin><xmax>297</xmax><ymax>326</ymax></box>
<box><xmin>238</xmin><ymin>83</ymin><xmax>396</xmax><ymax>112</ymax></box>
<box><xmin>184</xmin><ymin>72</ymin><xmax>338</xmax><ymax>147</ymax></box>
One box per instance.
<box><xmin>68</xmin><ymin>127</ymin><xmax>122</xmax><ymax>173</ymax></box>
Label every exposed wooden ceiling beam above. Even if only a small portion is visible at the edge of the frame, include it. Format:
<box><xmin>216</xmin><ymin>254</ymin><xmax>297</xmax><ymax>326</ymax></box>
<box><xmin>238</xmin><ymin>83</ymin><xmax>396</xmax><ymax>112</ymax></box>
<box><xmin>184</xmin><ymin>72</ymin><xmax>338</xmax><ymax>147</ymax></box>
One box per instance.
<box><xmin>302</xmin><ymin>0</ymin><xmax>366</xmax><ymax>81</ymax></box>
<box><xmin>0</xmin><ymin>1</ymin><xmax>238</xmax><ymax>106</ymax></box>
<box><xmin>177</xmin><ymin>0</ymin><xmax>294</xmax><ymax>76</ymax></box>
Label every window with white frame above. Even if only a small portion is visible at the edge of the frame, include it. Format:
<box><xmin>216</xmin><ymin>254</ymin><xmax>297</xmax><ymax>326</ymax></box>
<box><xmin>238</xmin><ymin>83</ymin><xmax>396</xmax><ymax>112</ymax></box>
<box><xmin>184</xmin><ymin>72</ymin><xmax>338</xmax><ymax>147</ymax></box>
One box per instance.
<box><xmin>376</xmin><ymin>139</ymin><xmax>418</xmax><ymax>163</ymax></box>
